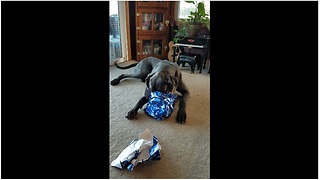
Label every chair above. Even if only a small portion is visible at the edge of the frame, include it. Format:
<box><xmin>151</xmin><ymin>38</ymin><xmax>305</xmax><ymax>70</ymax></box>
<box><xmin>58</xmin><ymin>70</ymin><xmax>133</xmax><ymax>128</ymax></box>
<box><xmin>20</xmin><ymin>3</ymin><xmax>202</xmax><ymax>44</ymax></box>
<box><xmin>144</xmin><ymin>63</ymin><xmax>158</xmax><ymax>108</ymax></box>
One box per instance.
<box><xmin>177</xmin><ymin>54</ymin><xmax>197</xmax><ymax>73</ymax></box>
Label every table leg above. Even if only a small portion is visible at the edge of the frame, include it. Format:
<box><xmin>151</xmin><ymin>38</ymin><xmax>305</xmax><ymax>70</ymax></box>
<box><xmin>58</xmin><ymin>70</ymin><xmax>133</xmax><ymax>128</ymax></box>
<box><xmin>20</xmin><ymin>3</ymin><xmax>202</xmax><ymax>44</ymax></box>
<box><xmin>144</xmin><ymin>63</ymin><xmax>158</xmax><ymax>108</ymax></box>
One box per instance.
<box><xmin>203</xmin><ymin>47</ymin><xmax>208</xmax><ymax>69</ymax></box>
<box><xmin>199</xmin><ymin>53</ymin><xmax>204</xmax><ymax>73</ymax></box>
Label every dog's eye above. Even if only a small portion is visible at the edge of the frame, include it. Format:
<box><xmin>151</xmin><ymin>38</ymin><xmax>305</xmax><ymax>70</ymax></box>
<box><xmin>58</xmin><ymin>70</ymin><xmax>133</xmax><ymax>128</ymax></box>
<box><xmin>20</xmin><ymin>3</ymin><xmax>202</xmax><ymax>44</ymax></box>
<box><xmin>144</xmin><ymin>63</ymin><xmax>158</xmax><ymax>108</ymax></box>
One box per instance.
<box><xmin>163</xmin><ymin>84</ymin><xmax>168</xmax><ymax>91</ymax></box>
<box><xmin>166</xmin><ymin>84</ymin><xmax>173</xmax><ymax>92</ymax></box>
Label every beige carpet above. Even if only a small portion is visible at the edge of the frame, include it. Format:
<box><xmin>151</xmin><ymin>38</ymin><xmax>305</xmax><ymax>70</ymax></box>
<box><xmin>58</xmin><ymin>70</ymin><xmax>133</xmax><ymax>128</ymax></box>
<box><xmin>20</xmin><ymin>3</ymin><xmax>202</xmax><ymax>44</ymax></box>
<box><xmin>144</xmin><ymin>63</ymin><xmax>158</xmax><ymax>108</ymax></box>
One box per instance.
<box><xmin>109</xmin><ymin>61</ymin><xmax>210</xmax><ymax>179</ymax></box>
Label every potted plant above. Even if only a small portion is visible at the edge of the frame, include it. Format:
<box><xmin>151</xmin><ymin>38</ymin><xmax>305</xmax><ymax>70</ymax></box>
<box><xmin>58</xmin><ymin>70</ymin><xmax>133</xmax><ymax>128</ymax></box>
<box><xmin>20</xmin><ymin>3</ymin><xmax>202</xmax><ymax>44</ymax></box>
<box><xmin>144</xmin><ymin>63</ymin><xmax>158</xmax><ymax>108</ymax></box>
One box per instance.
<box><xmin>173</xmin><ymin>26</ymin><xmax>187</xmax><ymax>43</ymax></box>
<box><xmin>179</xmin><ymin>0</ymin><xmax>210</xmax><ymax>37</ymax></box>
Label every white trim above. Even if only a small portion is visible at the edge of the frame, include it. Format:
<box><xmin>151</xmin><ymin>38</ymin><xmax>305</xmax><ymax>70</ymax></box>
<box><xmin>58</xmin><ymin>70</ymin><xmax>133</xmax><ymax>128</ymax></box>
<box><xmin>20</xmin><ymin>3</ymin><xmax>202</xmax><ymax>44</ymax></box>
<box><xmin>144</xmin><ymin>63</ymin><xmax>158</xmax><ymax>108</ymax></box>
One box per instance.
<box><xmin>118</xmin><ymin>1</ymin><xmax>128</xmax><ymax>62</ymax></box>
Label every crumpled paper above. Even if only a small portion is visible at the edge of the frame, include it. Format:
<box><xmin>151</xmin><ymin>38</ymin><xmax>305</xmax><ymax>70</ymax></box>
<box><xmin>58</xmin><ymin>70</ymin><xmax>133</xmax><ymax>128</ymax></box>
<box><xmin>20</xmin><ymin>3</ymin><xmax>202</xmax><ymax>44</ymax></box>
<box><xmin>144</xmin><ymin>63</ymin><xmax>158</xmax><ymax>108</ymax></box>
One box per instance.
<box><xmin>111</xmin><ymin>128</ymin><xmax>161</xmax><ymax>171</ymax></box>
<box><xmin>145</xmin><ymin>91</ymin><xmax>177</xmax><ymax>120</ymax></box>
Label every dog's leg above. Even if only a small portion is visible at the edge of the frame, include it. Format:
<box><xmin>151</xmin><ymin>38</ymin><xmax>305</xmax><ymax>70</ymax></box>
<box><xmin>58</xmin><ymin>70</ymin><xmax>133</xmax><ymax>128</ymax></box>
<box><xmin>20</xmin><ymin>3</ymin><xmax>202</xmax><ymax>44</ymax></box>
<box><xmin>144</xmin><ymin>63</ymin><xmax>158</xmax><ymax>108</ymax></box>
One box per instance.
<box><xmin>176</xmin><ymin>81</ymin><xmax>190</xmax><ymax>124</ymax></box>
<box><xmin>126</xmin><ymin>96</ymin><xmax>148</xmax><ymax>119</ymax></box>
<box><xmin>126</xmin><ymin>88</ymin><xmax>152</xmax><ymax>119</ymax></box>
<box><xmin>111</xmin><ymin>73</ymin><xmax>146</xmax><ymax>86</ymax></box>
<box><xmin>111</xmin><ymin>74</ymin><xmax>126</xmax><ymax>85</ymax></box>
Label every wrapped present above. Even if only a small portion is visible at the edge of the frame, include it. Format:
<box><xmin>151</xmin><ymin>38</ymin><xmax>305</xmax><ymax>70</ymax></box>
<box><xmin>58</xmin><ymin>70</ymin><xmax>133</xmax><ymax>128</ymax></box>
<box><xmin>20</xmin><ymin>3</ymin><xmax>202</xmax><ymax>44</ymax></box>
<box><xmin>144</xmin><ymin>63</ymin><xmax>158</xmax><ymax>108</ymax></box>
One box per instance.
<box><xmin>145</xmin><ymin>91</ymin><xmax>177</xmax><ymax>120</ymax></box>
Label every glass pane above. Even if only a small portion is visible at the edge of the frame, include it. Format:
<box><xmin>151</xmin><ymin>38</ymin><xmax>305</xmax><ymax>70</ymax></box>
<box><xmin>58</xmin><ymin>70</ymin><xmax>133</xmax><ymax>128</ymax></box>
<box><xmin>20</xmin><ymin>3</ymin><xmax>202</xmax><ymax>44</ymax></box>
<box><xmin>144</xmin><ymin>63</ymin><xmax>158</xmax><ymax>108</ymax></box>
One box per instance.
<box><xmin>142</xmin><ymin>13</ymin><xmax>152</xmax><ymax>30</ymax></box>
<box><xmin>142</xmin><ymin>40</ymin><xmax>152</xmax><ymax>55</ymax></box>
<box><xmin>154</xmin><ymin>13</ymin><xmax>164</xmax><ymax>31</ymax></box>
<box><xmin>178</xmin><ymin>0</ymin><xmax>210</xmax><ymax>19</ymax></box>
<box><xmin>153</xmin><ymin>40</ymin><xmax>162</xmax><ymax>55</ymax></box>
<box><xmin>109</xmin><ymin>1</ymin><xmax>122</xmax><ymax>61</ymax></box>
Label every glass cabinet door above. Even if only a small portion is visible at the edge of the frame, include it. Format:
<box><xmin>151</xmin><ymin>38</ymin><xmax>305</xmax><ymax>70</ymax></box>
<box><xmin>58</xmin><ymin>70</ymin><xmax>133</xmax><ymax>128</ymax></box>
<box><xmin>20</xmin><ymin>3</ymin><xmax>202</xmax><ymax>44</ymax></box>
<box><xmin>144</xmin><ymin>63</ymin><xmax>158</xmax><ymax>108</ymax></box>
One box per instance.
<box><xmin>141</xmin><ymin>12</ymin><xmax>165</xmax><ymax>32</ymax></box>
<box><xmin>142</xmin><ymin>39</ymin><xmax>162</xmax><ymax>56</ymax></box>
<box><xmin>138</xmin><ymin>37</ymin><xmax>167</xmax><ymax>59</ymax></box>
<box><xmin>138</xmin><ymin>9</ymin><xmax>168</xmax><ymax>34</ymax></box>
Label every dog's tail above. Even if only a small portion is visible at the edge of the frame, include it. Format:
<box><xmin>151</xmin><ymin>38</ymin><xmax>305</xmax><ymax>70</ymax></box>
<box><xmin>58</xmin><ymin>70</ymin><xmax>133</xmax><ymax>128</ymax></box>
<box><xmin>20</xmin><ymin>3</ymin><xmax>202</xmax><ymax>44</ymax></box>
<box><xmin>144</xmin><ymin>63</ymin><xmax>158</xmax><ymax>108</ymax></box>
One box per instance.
<box><xmin>114</xmin><ymin>60</ymin><xmax>138</xmax><ymax>69</ymax></box>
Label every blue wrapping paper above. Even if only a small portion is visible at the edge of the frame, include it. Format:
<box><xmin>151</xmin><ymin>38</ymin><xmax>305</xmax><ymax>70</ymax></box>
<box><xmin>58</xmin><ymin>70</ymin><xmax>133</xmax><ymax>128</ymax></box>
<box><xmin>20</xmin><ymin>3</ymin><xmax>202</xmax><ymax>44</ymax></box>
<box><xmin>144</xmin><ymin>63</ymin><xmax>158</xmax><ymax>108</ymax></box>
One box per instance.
<box><xmin>127</xmin><ymin>136</ymin><xmax>161</xmax><ymax>171</ymax></box>
<box><xmin>111</xmin><ymin>129</ymin><xmax>161</xmax><ymax>171</ymax></box>
<box><xmin>145</xmin><ymin>91</ymin><xmax>177</xmax><ymax>120</ymax></box>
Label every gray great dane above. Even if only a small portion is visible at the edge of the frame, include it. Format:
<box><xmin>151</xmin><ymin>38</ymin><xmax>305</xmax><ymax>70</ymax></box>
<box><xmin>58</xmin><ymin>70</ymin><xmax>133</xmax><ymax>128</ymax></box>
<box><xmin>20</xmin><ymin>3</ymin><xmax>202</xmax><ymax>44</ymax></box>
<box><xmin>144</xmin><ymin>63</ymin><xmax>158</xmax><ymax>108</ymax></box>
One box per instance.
<box><xmin>111</xmin><ymin>57</ymin><xmax>190</xmax><ymax>124</ymax></box>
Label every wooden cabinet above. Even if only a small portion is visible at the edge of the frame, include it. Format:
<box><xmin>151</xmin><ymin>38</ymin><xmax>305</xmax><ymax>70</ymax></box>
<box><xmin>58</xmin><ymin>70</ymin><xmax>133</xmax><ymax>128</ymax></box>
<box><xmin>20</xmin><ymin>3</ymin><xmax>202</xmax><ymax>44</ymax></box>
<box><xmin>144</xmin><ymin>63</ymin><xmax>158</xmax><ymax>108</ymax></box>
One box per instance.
<box><xmin>135</xmin><ymin>1</ymin><xmax>170</xmax><ymax>61</ymax></box>
<box><xmin>137</xmin><ymin>1</ymin><xmax>169</xmax><ymax>8</ymax></box>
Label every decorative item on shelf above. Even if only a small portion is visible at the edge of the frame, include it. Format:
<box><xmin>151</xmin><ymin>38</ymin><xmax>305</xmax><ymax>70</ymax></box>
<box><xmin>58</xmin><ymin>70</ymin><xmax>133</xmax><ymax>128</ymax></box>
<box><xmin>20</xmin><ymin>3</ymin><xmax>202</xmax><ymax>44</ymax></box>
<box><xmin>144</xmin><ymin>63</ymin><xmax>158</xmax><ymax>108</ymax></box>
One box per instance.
<box><xmin>142</xmin><ymin>22</ymin><xmax>149</xmax><ymax>30</ymax></box>
<box><xmin>143</xmin><ymin>43</ymin><xmax>152</xmax><ymax>55</ymax></box>
<box><xmin>154</xmin><ymin>45</ymin><xmax>161</xmax><ymax>55</ymax></box>
<box><xmin>142</xmin><ymin>13</ymin><xmax>152</xmax><ymax>30</ymax></box>
<box><xmin>154</xmin><ymin>23</ymin><xmax>160</xmax><ymax>30</ymax></box>
<box><xmin>159</xmin><ymin>22</ymin><xmax>164</xmax><ymax>31</ymax></box>
<box><xmin>179</xmin><ymin>0</ymin><xmax>210</xmax><ymax>37</ymax></box>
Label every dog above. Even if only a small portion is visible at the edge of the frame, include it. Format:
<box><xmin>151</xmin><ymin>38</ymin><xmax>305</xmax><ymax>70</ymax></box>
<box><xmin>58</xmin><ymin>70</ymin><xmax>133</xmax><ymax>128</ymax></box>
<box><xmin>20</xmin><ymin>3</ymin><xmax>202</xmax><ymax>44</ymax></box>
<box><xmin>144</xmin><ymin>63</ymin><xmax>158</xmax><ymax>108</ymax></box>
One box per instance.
<box><xmin>111</xmin><ymin>57</ymin><xmax>190</xmax><ymax>124</ymax></box>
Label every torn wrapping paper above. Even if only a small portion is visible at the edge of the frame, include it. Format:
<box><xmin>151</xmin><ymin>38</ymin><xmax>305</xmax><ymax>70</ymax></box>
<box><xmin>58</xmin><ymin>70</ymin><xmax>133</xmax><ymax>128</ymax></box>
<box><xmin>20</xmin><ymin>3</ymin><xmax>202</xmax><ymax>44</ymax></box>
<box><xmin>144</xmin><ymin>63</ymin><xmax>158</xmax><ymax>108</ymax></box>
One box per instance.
<box><xmin>111</xmin><ymin>128</ymin><xmax>161</xmax><ymax>171</ymax></box>
<box><xmin>145</xmin><ymin>91</ymin><xmax>177</xmax><ymax>120</ymax></box>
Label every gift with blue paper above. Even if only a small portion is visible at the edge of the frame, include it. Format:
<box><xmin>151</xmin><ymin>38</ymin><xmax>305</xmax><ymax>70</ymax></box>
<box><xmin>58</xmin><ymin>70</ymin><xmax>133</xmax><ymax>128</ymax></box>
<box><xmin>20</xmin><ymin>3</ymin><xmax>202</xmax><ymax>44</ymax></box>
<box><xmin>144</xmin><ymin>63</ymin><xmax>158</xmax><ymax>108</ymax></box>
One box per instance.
<box><xmin>144</xmin><ymin>91</ymin><xmax>177</xmax><ymax>120</ymax></box>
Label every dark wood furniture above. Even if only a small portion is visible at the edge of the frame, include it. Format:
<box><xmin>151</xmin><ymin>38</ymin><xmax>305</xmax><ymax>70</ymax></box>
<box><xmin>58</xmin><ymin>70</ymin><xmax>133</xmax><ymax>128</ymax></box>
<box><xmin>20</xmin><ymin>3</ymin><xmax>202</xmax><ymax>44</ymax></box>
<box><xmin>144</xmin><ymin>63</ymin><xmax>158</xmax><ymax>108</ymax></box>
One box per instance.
<box><xmin>135</xmin><ymin>1</ymin><xmax>171</xmax><ymax>61</ymax></box>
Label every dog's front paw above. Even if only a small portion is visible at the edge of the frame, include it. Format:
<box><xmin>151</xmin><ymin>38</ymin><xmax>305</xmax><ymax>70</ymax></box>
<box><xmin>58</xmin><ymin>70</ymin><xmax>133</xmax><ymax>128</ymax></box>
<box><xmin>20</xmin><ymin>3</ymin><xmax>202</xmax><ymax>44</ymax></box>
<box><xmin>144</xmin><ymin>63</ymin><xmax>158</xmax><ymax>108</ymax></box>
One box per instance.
<box><xmin>176</xmin><ymin>110</ymin><xmax>187</xmax><ymax>124</ymax></box>
<box><xmin>111</xmin><ymin>78</ymin><xmax>120</xmax><ymax>86</ymax></box>
<box><xmin>125</xmin><ymin>110</ymin><xmax>138</xmax><ymax>120</ymax></box>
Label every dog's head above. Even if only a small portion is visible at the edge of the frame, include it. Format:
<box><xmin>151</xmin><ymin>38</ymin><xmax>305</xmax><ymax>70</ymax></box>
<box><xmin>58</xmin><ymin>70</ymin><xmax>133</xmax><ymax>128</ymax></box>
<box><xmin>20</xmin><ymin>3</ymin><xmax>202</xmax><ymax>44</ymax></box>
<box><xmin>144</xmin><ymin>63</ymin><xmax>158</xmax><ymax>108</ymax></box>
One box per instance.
<box><xmin>145</xmin><ymin>72</ymin><xmax>178</xmax><ymax>93</ymax></box>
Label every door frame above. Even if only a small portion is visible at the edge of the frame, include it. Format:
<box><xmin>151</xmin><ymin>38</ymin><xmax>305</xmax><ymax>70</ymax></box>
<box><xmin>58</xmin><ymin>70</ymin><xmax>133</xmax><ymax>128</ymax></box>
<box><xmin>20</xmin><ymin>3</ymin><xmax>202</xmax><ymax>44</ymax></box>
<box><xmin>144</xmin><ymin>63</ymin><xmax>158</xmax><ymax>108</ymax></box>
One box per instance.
<box><xmin>110</xmin><ymin>1</ymin><xmax>129</xmax><ymax>66</ymax></box>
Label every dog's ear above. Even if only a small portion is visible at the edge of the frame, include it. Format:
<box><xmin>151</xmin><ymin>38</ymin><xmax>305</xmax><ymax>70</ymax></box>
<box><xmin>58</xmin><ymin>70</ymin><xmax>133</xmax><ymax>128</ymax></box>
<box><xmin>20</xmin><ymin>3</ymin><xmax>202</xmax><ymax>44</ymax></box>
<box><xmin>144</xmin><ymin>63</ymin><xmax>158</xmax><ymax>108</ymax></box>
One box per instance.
<box><xmin>166</xmin><ymin>74</ymin><xmax>178</xmax><ymax>87</ymax></box>
<box><xmin>145</xmin><ymin>72</ymin><xmax>155</xmax><ymax>89</ymax></box>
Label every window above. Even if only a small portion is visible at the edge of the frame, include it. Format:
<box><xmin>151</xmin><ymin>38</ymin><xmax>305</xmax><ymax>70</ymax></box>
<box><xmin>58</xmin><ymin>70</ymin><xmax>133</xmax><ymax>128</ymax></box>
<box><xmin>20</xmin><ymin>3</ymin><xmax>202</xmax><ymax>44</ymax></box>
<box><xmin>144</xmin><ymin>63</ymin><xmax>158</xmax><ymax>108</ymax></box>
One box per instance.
<box><xmin>109</xmin><ymin>1</ymin><xmax>128</xmax><ymax>65</ymax></box>
<box><xmin>177</xmin><ymin>0</ymin><xmax>210</xmax><ymax>20</ymax></box>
